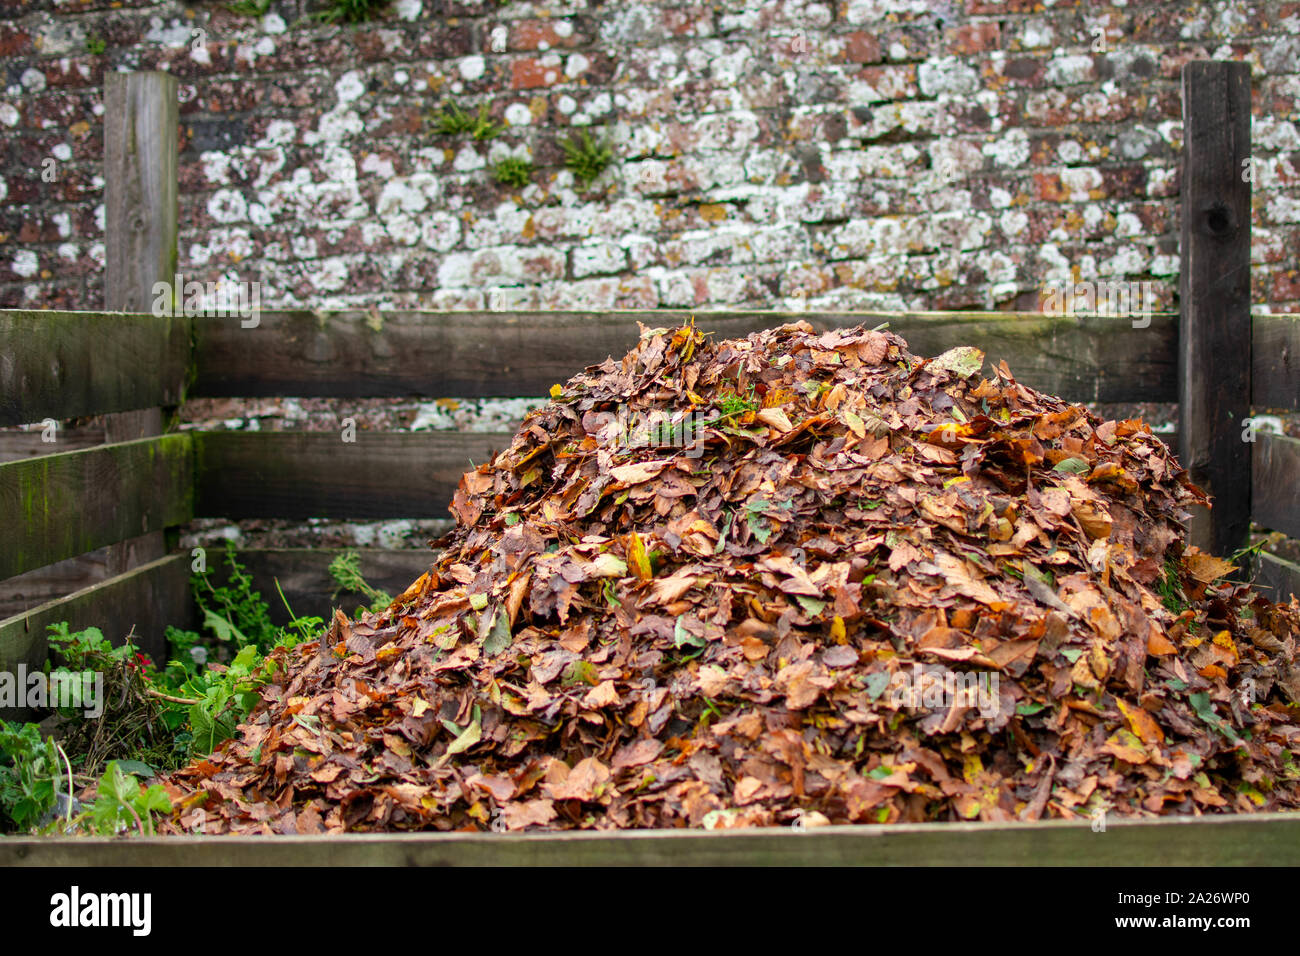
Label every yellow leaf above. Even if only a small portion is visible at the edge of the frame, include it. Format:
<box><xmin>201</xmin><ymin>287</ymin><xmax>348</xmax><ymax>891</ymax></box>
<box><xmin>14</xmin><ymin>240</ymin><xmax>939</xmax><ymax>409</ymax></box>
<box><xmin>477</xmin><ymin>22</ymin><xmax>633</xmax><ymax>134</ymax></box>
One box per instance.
<box><xmin>829</xmin><ymin>616</ymin><xmax>847</xmax><ymax>644</ymax></box>
<box><xmin>549</xmin><ymin>384</ymin><xmax>563</xmax><ymax>398</ymax></box>
<box><xmin>625</xmin><ymin>531</ymin><xmax>653</xmax><ymax>581</ymax></box>
<box><xmin>1117</xmin><ymin>699</ymin><xmax>1165</xmax><ymax>746</ymax></box>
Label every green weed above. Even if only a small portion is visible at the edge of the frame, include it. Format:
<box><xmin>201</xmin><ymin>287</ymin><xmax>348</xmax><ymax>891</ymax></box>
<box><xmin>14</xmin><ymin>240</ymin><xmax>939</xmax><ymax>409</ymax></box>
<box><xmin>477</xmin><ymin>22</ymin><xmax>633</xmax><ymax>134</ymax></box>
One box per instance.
<box><xmin>492</xmin><ymin>157</ymin><xmax>534</xmax><ymax>188</ymax></box>
<box><xmin>228</xmin><ymin>0</ymin><xmax>274</xmax><ymax>15</ymax></box>
<box><xmin>432</xmin><ymin>102</ymin><xmax>501</xmax><ymax>141</ymax></box>
<box><xmin>328</xmin><ymin>550</ymin><xmax>393</xmax><ymax>616</ymax></box>
<box><xmin>559</xmin><ymin>129</ymin><xmax>612</xmax><ymax>187</ymax></box>
<box><xmin>313</xmin><ymin>0</ymin><xmax>390</xmax><ymax>24</ymax></box>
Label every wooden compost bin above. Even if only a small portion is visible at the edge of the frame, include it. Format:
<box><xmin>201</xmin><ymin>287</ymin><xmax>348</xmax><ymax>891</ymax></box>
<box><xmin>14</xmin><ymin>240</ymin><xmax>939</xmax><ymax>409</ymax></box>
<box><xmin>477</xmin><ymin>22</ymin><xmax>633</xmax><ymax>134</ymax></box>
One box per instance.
<box><xmin>0</xmin><ymin>63</ymin><xmax>1297</xmax><ymax>864</ymax></box>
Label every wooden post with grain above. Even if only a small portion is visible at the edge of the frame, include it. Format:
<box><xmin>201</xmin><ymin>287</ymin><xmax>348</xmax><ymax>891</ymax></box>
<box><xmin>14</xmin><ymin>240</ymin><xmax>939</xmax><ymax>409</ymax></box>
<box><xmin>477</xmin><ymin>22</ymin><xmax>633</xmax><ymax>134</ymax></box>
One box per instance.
<box><xmin>1178</xmin><ymin>61</ymin><xmax>1253</xmax><ymax>558</ymax></box>
<box><xmin>102</xmin><ymin>71</ymin><xmax>179</xmax><ymax>618</ymax></box>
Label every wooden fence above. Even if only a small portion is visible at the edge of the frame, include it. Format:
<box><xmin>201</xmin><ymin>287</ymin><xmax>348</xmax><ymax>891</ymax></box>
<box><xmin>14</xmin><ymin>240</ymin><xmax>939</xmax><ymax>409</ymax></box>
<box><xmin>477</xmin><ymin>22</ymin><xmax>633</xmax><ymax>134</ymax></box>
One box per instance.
<box><xmin>4</xmin><ymin>812</ymin><xmax>1300</xmax><ymax>865</ymax></box>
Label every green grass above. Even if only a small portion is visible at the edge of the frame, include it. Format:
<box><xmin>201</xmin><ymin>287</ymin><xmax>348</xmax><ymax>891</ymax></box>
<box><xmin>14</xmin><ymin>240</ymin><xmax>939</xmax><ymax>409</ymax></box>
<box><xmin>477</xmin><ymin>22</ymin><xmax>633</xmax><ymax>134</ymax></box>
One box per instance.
<box><xmin>228</xmin><ymin>0</ymin><xmax>274</xmax><ymax>16</ymax></box>
<box><xmin>1156</xmin><ymin>557</ymin><xmax>1189</xmax><ymax>614</ymax></box>
<box><xmin>492</xmin><ymin>157</ymin><xmax>534</xmax><ymax>188</ymax></box>
<box><xmin>313</xmin><ymin>0</ymin><xmax>390</xmax><ymax>24</ymax></box>
<box><xmin>432</xmin><ymin>102</ymin><xmax>502</xmax><ymax>141</ymax></box>
<box><xmin>559</xmin><ymin>129</ymin><xmax>613</xmax><ymax>187</ymax></box>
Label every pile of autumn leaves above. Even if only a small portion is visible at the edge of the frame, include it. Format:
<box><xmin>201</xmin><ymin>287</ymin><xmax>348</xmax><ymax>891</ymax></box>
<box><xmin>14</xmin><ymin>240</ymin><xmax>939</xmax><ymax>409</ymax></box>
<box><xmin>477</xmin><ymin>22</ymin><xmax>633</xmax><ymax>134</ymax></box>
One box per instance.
<box><xmin>163</xmin><ymin>322</ymin><xmax>1300</xmax><ymax>834</ymax></box>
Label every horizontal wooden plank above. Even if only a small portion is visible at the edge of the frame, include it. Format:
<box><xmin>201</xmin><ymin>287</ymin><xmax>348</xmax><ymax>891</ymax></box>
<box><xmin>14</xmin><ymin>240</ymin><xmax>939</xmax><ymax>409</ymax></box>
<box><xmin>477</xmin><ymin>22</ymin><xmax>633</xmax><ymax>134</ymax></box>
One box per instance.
<box><xmin>221</xmin><ymin>547</ymin><xmax>436</xmax><ymax>625</ymax></box>
<box><xmin>0</xmin><ymin>553</ymin><xmax>192</xmax><ymax>720</ymax></box>
<box><xmin>194</xmin><ymin>431</ymin><xmax>507</xmax><ymax>520</ymax></box>
<box><xmin>192</xmin><ymin>310</ymin><xmax>1177</xmax><ymax>405</ymax></box>
<box><xmin>193</xmin><ymin>425</ymin><xmax>1182</xmax><ymax>524</ymax></box>
<box><xmin>0</xmin><ymin>422</ymin><xmax>108</xmax><ymax>463</ymax></box>
<box><xmin>1252</xmin><ymin>313</ymin><xmax>1300</xmax><ymax>411</ymax></box>
<box><xmin>0</xmin><ymin>812</ymin><xmax>1297</xmax><ymax>866</ymax></box>
<box><xmin>1253</xmin><ymin>550</ymin><xmax>1300</xmax><ymax>604</ymax></box>
<box><xmin>1252</xmin><ymin>431</ymin><xmax>1300</xmax><ymax>539</ymax></box>
<box><xmin>0</xmin><ymin>309</ymin><xmax>190</xmax><ymax>426</ymax></box>
<box><xmin>0</xmin><ymin>434</ymin><xmax>194</xmax><ymax>580</ymax></box>
<box><xmin>0</xmin><ymin>533</ymin><xmax>169</xmax><ymax>620</ymax></box>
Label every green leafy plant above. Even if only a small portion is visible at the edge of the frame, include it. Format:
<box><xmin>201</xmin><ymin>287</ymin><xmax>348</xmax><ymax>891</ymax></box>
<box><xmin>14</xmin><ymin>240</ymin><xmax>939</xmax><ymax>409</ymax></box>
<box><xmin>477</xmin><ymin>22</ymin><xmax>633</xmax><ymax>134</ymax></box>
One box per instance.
<box><xmin>0</xmin><ymin>721</ymin><xmax>63</xmax><ymax>832</ymax></box>
<box><xmin>432</xmin><ymin>102</ymin><xmax>501</xmax><ymax>141</ymax></box>
<box><xmin>328</xmin><ymin>550</ymin><xmax>393</xmax><ymax>616</ymax></box>
<box><xmin>161</xmin><ymin>624</ymin><xmax>207</xmax><ymax>685</ymax></box>
<box><xmin>715</xmin><ymin>388</ymin><xmax>760</xmax><ymax>422</ymax></box>
<box><xmin>46</xmin><ymin>622</ymin><xmax>128</xmax><ymax>671</ymax></box>
<box><xmin>26</xmin><ymin>549</ymin><xmax>331</xmax><ymax>777</ymax></box>
<box><xmin>559</xmin><ymin>129</ymin><xmax>613</xmax><ymax>187</ymax></box>
<box><xmin>195</xmin><ymin>542</ymin><xmax>278</xmax><ymax>654</ymax></box>
<box><xmin>154</xmin><ymin>552</ymin><xmax>328</xmax><ymax>760</ymax></box>
<box><xmin>85</xmin><ymin>761</ymin><xmax>171</xmax><ymax>836</ymax></box>
<box><xmin>44</xmin><ymin>623</ymin><xmax>174</xmax><ymax>774</ymax></box>
<box><xmin>84</xmin><ymin>34</ymin><xmax>106</xmax><ymax>55</ymax></box>
<box><xmin>492</xmin><ymin>157</ymin><xmax>534</xmax><ymax>189</ymax></box>
<box><xmin>313</xmin><ymin>0</ymin><xmax>390</xmax><ymax>24</ymax></box>
<box><xmin>171</xmin><ymin>645</ymin><xmax>265</xmax><ymax>757</ymax></box>
<box><xmin>228</xmin><ymin>0</ymin><xmax>274</xmax><ymax>15</ymax></box>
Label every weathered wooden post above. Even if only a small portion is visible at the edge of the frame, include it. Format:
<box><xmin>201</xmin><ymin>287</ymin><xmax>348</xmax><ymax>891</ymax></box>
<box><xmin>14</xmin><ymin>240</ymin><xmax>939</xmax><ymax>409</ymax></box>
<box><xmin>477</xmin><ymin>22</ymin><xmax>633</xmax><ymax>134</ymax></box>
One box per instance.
<box><xmin>103</xmin><ymin>71</ymin><xmax>178</xmax><ymax>595</ymax></box>
<box><xmin>105</xmin><ymin>71</ymin><xmax>178</xmax><ymax>316</ymax></box>
<box><xmin>1179</xmin><ymin>61</ymin><xmax>1252</xmax><ymax>557</ymax></box>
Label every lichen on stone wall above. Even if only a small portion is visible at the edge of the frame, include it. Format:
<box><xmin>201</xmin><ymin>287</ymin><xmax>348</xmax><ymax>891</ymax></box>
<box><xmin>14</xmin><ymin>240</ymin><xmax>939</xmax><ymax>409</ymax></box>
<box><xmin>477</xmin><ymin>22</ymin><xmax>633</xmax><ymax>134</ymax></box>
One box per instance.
<box><xmin>0</xmin><ymin>0</ymin><xmax>1295</xmax><ymax>314</ymax></box>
